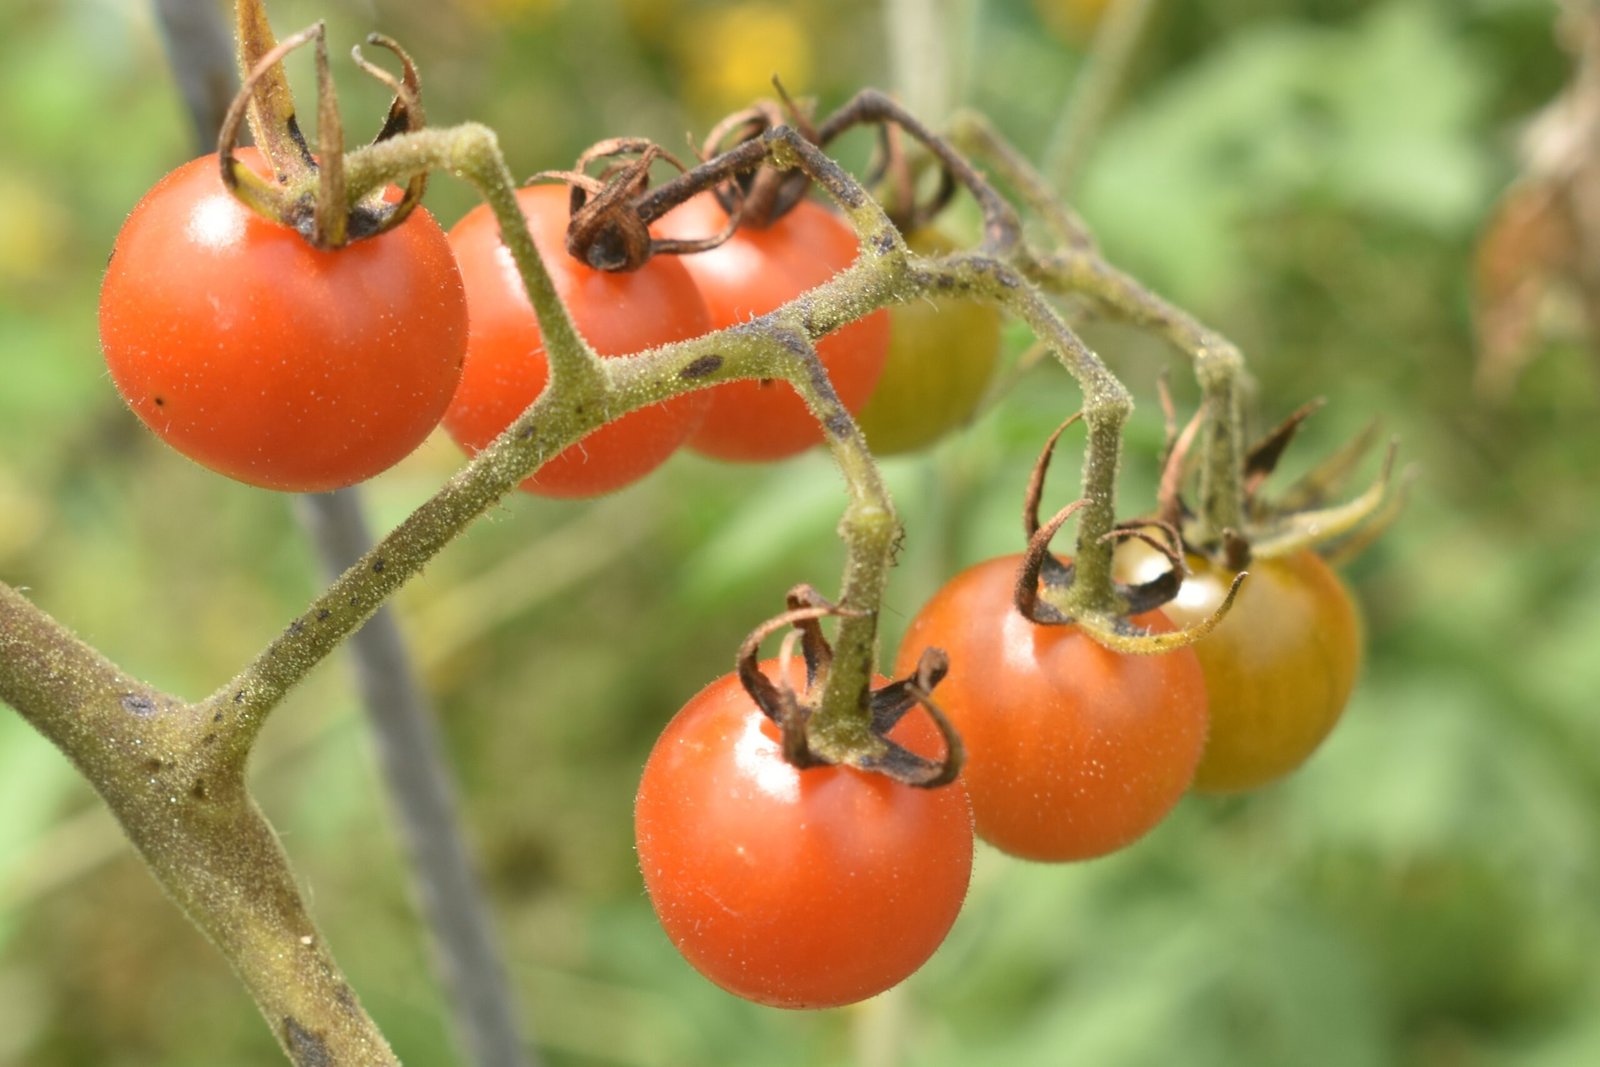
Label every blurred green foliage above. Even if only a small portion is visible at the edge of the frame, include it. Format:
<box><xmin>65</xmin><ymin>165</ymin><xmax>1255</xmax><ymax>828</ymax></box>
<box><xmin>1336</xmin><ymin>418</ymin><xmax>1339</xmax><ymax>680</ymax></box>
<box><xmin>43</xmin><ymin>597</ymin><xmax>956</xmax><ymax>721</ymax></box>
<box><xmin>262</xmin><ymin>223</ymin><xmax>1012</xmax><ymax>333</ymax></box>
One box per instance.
<box><xmin>3</xmin><ymin>0</ymin><xmax>1599</xmax><ymax>1064</ymax></box>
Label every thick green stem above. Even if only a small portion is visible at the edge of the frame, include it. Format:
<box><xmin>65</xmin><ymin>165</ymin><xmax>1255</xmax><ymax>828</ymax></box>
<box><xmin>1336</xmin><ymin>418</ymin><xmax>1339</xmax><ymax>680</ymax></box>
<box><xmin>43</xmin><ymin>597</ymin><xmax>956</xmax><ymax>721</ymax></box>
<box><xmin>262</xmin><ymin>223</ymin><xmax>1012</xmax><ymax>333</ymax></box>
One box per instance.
<box><xmin>0</xmin><ymin>583</ymin><xmax>398</xmax><ymax>1067</ymax></box>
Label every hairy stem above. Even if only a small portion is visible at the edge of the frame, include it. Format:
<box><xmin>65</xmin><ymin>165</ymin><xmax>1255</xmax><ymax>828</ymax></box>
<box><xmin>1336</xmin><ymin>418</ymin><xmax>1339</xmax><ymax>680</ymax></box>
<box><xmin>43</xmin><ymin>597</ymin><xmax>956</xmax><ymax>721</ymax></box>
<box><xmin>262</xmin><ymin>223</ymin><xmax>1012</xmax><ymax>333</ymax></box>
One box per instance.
<box><xmin>952</xmin><ymin>110</ymin><xmax>1249</xmax><ymax>544</ymax></box>
<box><xmin>299</xmin><ymin>492</ymin><xmax>534</xmax><ymax>1067</ymax></box>
<box><xmin>1033</xmin><ymin>252</ymin><xmax>1247</xmax><ymax>539</ymax></box>
<box><xmin>0</xmin><ymin>583</ymin><xmax>399</xmax><ymax>1066</ymax></box>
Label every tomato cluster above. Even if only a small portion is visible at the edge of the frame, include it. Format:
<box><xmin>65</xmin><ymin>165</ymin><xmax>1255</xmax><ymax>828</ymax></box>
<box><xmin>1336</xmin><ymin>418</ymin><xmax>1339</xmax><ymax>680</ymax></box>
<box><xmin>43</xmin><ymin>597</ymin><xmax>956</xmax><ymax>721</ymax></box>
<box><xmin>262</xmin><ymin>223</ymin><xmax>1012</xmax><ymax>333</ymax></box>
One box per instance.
<box><xmin>101</xmin><ymin>157</ymin><xmax>929</xmax><ymax>494</ymax></box>
<box><xmin>98</xmin><ymin>117</ymin><xmax>1368</xmax><ymax>1017</ymax></box>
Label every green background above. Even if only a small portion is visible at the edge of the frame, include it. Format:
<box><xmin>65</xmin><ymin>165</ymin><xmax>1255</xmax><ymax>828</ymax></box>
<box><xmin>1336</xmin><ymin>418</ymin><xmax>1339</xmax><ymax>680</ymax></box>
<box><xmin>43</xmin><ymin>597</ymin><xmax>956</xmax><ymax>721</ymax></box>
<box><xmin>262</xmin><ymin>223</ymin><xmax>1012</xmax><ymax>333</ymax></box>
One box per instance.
<box><xmin>2</xmin><ymin>0</ymin><xmax>1597</xmax><ymax>1064</ymax></box>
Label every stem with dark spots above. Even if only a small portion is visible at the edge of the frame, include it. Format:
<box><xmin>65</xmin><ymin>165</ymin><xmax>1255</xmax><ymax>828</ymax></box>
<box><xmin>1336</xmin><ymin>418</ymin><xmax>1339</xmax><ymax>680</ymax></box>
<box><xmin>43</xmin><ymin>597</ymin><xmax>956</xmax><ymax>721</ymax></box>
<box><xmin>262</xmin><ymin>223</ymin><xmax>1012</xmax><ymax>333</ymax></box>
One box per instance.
<box><xmin>0</xmin><ymin>582</ymin><xmax>400</xmax><ymax>1067</ymax></box>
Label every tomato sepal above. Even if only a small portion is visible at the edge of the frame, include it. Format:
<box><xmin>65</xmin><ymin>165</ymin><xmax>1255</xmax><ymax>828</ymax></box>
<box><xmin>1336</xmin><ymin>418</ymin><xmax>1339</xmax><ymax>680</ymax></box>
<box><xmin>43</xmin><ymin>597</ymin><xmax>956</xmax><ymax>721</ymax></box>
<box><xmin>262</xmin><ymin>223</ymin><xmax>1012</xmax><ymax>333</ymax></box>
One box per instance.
<box><xmin>735</xmin><ymin>586</ymin><xmax>965</xmax><ymax>789</ymax></box>
<box><xmin>1017</xmin><ymin>416</ymin><xmax>1247</xmax><ymax>655</ymax></box>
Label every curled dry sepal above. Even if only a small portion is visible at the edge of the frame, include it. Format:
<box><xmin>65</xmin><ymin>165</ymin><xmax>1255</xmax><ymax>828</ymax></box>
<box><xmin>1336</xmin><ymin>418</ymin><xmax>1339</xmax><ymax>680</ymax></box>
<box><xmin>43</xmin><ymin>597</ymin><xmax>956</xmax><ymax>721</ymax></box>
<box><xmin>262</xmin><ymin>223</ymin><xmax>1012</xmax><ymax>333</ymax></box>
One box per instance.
<box><xmin>219</xmin><ymin>0</ymin><xmax>429</xmax><ymax>248</ymax></box>
<box><xmin>736</xmin><ymin>587</ymin><xmax>965</xmax><ymax>788</ymax></box>
<box><xmin>1013</xmin><ymin>416</ymin><xmax>1245</xmax><ymax>654</ymax></box>
<box><xmin>1154</xmin><ymin>386</ymin><xmax>1410</xmax><ymax>571</ymax></box>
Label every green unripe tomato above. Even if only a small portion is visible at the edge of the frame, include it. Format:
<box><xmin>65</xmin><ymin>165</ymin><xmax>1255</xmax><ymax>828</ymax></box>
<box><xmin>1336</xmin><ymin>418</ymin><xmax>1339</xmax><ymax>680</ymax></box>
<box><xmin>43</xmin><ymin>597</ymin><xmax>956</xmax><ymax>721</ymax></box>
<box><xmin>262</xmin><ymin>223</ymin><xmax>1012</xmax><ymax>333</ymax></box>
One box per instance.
<box><xmin>854</xmin><ymin>229</ymin><xmax>1003</xmax><ymax>456</ymax></box>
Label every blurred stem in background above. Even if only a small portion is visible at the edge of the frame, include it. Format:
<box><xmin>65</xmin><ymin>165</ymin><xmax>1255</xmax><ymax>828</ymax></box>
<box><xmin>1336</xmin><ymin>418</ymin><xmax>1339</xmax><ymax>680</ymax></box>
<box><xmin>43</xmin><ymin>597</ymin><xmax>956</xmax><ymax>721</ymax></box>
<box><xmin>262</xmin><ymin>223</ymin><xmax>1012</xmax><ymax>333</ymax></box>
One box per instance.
<box><xmin>1045</xmin><ymin>0</ymin><xmax>1158</xmax><ymax>193</ymax></box>
<box><xmin>150</xmin><ymin>1</ymin><xmax>534</xmax><ymax>1064</ymax></box>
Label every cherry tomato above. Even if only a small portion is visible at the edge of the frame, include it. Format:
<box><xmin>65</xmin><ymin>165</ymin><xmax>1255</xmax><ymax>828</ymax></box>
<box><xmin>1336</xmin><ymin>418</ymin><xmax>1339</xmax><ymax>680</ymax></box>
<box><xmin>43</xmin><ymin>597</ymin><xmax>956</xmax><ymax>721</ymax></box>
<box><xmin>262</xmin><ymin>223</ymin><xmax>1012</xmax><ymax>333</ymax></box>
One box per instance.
<box><xmin>1117</xmin><ymin>542</ymin><xmax>1361</xmax><ymax>793</ymax></box>
<box><xmin>443</xmin><ymin>185</ymin><xmax>713</xmax><ymax>497</ymax></box>
<box><xmin>895</xmin><ymin>555</ymin><xmax>1208</xmax><ymax>862</ymax></box>
<box><xmin>634</xmin><ymin>658</ymin><xmax>973</xmax><ymax>1008</ymax></box>
<box><xmin>98</xmin><ymin>150</ymin><xmax>467</xmax><ymax>492</ymax></box>
<box><xmin>652</xmin><ymin>193</ymin><xmax>890</xmax><ymax>462</ymax></box>
<box><xmin>854</xmin><ymin>229</ymin><xmax>1003</xmax><ymax>455</ymax></box>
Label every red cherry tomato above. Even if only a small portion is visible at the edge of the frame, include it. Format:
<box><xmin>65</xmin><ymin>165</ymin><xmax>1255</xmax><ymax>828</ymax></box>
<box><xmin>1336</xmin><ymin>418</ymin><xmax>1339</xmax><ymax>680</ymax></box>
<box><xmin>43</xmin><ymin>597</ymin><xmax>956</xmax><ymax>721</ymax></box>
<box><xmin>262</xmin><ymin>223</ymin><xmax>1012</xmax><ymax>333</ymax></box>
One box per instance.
<box><xmin>1117</xmin><ymin>543</ymin><xmax>1361</xmax><ymax>793</ymax></box>
<box><xmin>895</xmin><ymin>555</ymin><xmax>1209</xmax><ymax>862</ymax></box>
<box><xmin>634</xmin><ymin>658</ymin><xmax>973</xmax><ymax>1008</ymax></box>
<box><xmin>98</xmin><ymin>149</ymin><xmax>467</xmax><ymax>492</ymax></box>
<box><xmin>652</xmin><ymin>193</ymin><xmax>890</xmax><ymax>462</ymax></box>
<box><xmin>443</xmin><ymin>185</ymin><xmax>713</xmax><ymax>497</ymax></box>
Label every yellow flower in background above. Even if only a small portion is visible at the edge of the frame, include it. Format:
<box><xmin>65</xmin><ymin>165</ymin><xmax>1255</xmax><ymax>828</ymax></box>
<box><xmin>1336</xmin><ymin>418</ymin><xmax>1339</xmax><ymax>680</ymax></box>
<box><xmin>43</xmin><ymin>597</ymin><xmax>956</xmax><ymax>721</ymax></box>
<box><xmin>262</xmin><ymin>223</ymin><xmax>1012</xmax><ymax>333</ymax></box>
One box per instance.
<box><xmin>459</xmin><ymin>0</ymin><xmax>566</xmax><ymax>27</ymax></box>
<box><xmin>0</xmin><ymin>170</ymin><xmax>69</xmax><ymax>286</ymax></box>
<box><xmin>1033</xmin><ymin>0</ymin><xmax>1114</xmax><ymax>42</ymax></box>
<box><xmin>674</xmin><ymin>2</ymin><xmax>814</xmax><ymax>115</ymax></box>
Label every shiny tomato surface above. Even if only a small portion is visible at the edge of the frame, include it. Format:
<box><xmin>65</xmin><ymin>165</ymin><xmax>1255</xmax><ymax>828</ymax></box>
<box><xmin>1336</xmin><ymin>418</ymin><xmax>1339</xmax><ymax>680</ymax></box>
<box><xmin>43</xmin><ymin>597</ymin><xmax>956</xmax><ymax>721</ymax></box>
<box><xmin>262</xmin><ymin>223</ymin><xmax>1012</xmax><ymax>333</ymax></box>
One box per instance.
<box><xmin>635</xmin><ymin>659</ymin><xmax>973</xmax><ymax>1008</ymax></box>
<box><xmin>897</xmin><ymin>555</ymin><xmax>1209</xmax><ymax>861</ymax></box>
<box><xmin>99</xmin><ymin>149</ymin><xmax>467</xmax><ymax>492</ymax></box>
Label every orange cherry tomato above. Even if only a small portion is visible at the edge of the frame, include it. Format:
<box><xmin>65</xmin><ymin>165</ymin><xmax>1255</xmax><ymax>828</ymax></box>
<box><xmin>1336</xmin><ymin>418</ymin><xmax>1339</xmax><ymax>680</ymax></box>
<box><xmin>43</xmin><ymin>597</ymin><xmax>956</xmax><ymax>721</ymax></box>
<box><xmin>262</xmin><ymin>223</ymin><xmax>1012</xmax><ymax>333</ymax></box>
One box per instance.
<box><xmin>896</xmin><ymin>555</ymin><xmax>1208</xmax><ymax>861</ymax></box>
<box><xmin>1118</xmin><ymin>543</ymin><xmax>1361</xmax><ymax>793</ymax></box>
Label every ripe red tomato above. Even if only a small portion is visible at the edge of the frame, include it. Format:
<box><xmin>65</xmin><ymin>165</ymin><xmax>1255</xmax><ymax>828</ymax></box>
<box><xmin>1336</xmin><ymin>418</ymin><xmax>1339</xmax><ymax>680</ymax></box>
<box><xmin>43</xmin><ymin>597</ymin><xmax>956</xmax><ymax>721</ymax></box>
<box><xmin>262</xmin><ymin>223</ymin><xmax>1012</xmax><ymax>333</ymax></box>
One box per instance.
<box><xmin>853</xmin><ymin>229</ymin><xmax>1003</xmax><ymax>455</ymax></box>
<box><xmin>895</xmin><ymin>555</ymin><xmax>1208</xmax><ymax>862</ymax></box>
<box><xmin>634</xmin><ymin>658</ymin><xmax>973</xmax><ymax>1008</ymax></box>
<box><xmin>652</xmin><ymin>192</ymin><xmax>890</xmax><ymax>462</ymax></box>
<box><xmin>98</xmin><ymin>149</ymin><xmax>467</xmax><ymax>492</ymax></box>
<box><xmin>443</xmin><ymin>185</ymin><xmax>713</xmax><ymax>497</ymax></box>
<box><xmin>1117</xmin><ymin>543</ymin><xmax>1361</xmax><ymax>793</ymax></box>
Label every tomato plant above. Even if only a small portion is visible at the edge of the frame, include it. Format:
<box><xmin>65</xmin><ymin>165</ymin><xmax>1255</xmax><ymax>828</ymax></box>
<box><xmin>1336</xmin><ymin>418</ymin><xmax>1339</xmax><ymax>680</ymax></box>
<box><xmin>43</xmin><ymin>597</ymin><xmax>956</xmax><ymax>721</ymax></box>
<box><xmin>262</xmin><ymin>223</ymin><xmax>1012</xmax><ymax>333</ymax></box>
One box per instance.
<box><xmin>896</xmin><ymin>554</ymin><xmax>1209</xmax><ymax>862</ymax></box>
<box><xmin>1118</xmin><ymin>541</ymin><xmax>1361</xmax><ymax>793</ymax></box>
<box><xmin>652</xmin><ymin>192</ymin><xmax>891</xmax><ymax>462</ymax></box>
<box><xmin>443</xmin><ymin>184</ymin><xmax>713</xmax><ymax>497</ymax></box>
<box><xmin>634</xmin><ymin>658</ymin><xmax>973</xmax><ymax>1009</ymax></box>
<box><xmin>98</xmin><ymin>149</ymin><xmax>468</xmax><ymax>492</ymax></box>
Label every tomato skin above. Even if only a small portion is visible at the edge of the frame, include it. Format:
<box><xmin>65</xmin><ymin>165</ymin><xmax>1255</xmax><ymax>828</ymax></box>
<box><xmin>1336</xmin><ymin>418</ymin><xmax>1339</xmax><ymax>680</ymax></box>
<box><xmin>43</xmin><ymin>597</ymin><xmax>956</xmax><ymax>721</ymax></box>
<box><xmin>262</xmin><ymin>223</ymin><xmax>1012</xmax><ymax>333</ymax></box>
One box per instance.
<box><xmin>635</xmin><ymin>659</ymin><xmax>973</xmax><ymax>1009</ymax></box>
<box><xmin>1118</xmin><ymin>544</ymin><xmax>1361</xmax><ymax>793</ymax></box>
<box><xmin>98</xmin><ymin>150</ymin><xmax>467</xmax><ymax>492</ymax></box>
<box><xmin>652</xmin><ymin>193</ymin><xmax>891</xmax><ymax>462</ymax></box>
<box><xmin>895</xmin><ymin>555</ymin><xmax>1208</xmax><ymax>862</ymax></box>
<box><xmin>443</xmin><ymin>185</ymin><xmax>713</xmax><ymax>497</ymax></box>
<box><xmin>854</xmin><ymin>229</ymin><xmax>1003</xmax><ymax>455</ymax></box>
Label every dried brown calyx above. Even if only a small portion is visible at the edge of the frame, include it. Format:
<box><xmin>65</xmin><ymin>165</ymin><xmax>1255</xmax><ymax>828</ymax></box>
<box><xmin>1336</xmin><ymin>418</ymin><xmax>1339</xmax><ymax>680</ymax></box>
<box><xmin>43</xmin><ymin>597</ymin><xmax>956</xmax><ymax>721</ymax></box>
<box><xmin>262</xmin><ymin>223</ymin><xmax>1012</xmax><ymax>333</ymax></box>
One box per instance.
<box><xmin>220</xmin><ymin>1</ymin><xmax>429</xmax><ymax>248</ymax></box>
<box><xmin>539</xmin><ymin>138</ymin><xmax>739</xmax><ymax>273</ymax></box>
<box><xmin>1153</xmin><ymin>382</ymin><xmax>1409</xmax><ymax>571</ymax></box>
<box><xmin>696</xmin><ymin>92</ymin><xmax>823</xmax><ymax>230</ymax></box>
<box><xmin>1013</xmin><ymin>415</ymin><xmax>1245</xmax><ymax>654</ymax></box>
<box><xmin>736</xmin><ymin>586</ymin><xmax>963</xmax><ymax>788</ymax></box>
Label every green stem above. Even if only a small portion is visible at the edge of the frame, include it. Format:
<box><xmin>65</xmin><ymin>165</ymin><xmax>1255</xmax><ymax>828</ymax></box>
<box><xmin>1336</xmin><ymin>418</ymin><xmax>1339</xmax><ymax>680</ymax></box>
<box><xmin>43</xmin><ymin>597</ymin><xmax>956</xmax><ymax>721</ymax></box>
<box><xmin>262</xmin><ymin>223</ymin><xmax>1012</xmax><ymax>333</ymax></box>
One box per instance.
<box><xmin>343</xmin><ymin>124</ymin><xmax>604</xmax><ymax>394</ymax></box>
<box><xmin>1033</xmin><ymin>251</ymin><xmax>1246</xmax><ymax>541</ymax></box>
<box><xmin>0</xmin><ymin>583</ymin><xmax>399</xmax><ymax>1067</ymax></box>
<box><xmin>951</xmin><ymin>108</ymin><xmax>1251</xmax><ymax>547</ymax></box>
<box><xmin>1043</xmin><ymin>0</ymin><xmax>1160</xmax><ymax>194</ymax></box>
<box><xmin>993</xmin><ymin>276</ymin><xmax>1132</xmax><ymax>614</ymax></box>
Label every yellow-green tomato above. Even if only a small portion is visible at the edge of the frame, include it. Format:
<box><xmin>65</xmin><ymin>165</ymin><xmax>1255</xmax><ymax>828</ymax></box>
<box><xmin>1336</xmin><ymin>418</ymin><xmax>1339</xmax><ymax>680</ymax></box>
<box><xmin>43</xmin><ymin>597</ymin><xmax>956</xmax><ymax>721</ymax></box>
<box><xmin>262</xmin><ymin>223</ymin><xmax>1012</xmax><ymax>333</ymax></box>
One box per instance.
<box><xmin>854</xmin><ymin>230</ymin><xmax>1003</xmax><ymax>456</ymax></box>
<box><xmin>1117</xmin><ymin>542</ymin><xmax>1362</xmax><ymax>794</ymax></box>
